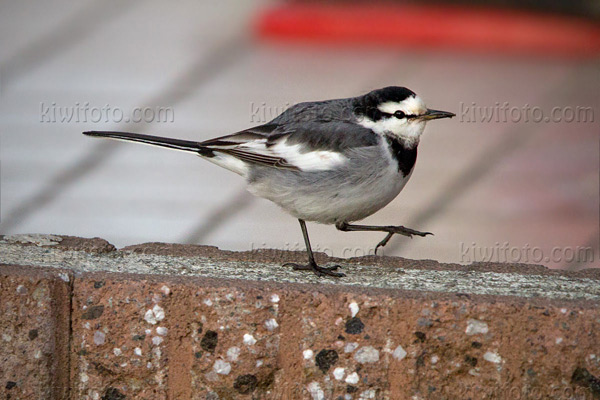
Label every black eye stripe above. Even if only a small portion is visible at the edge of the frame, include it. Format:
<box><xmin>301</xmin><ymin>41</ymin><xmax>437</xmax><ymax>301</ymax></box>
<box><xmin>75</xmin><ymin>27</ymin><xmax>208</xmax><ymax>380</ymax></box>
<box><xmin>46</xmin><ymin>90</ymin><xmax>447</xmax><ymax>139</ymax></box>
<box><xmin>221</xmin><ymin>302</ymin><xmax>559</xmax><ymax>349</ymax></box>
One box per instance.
<box><xmin>380</xmin><ymin>111</ymin><xmax>417</xmax><ymax>119</ymax></box>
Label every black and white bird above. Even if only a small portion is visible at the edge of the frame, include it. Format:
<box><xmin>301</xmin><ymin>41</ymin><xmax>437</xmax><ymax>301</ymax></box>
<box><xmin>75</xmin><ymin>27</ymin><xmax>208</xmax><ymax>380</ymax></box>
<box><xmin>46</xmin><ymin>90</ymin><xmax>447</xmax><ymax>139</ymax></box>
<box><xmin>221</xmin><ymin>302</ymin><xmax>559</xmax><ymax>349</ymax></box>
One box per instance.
<box><xmin>84</xmin><ymin>86</ymin><xmax>454</xmax><ymax>277</ymax></box>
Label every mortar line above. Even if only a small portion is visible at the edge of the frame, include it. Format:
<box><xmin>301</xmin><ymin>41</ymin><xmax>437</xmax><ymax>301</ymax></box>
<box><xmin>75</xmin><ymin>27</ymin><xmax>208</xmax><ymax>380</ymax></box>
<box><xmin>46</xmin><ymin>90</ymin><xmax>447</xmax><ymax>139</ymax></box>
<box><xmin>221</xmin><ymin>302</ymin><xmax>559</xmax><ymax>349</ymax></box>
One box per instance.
<box><xmin>2</xmin><ymin>241</ymin><xmax>598</xmax><ymax>300</ymax></box>
<box><xmin>66</xmin><ymin>273</ymin><xmax>74</xmax><ymax>400</ymax></box>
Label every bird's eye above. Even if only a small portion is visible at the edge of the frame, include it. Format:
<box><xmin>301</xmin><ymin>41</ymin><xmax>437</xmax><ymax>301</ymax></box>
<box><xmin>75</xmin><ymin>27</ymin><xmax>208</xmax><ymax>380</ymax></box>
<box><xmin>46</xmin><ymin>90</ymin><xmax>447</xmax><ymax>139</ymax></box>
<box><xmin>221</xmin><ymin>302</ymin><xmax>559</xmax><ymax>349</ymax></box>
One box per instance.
<box><xmin>394</xmin><ymin>110</ymin><xmax>406</xmax><ymax>119</ymax></box>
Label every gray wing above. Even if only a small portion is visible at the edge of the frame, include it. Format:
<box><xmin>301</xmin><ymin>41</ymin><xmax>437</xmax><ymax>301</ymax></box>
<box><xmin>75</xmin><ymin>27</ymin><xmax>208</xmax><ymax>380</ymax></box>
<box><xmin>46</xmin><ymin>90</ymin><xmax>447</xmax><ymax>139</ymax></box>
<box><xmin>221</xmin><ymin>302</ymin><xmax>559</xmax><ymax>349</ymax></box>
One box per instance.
<box><xmin>198</xmin><ymin>120</ymin><xmax>379</xmax><ymax>171</ymax></box>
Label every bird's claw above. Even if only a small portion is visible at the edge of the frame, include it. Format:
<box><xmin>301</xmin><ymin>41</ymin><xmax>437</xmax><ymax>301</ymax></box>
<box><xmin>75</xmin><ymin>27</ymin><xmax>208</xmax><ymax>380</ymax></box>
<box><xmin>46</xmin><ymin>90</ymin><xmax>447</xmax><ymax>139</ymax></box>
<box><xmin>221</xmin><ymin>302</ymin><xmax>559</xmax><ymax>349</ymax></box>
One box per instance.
<box><xmin>283</xmin><ymin>262</ymin><xmax>345</xmax><ymax>278</ymax></box>
<box><xmin>374</xmin><ymin>228</ymin><xmax>433</xmax><ymax>255</ymax></box>
<box><xmin>375</xmin><ymin>232</ymin><xmax>394</xmax><ymax>255</ymax></box>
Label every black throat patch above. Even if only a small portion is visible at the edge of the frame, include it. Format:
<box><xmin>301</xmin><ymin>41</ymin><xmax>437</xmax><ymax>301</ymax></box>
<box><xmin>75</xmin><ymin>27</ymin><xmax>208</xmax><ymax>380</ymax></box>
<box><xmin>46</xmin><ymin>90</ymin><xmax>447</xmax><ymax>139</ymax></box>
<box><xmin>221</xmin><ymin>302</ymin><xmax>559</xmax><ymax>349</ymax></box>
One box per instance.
<box><xmin>385</xmin><ymin>136</ymin><xmax>418</xmax><ymax>176</ymax></box>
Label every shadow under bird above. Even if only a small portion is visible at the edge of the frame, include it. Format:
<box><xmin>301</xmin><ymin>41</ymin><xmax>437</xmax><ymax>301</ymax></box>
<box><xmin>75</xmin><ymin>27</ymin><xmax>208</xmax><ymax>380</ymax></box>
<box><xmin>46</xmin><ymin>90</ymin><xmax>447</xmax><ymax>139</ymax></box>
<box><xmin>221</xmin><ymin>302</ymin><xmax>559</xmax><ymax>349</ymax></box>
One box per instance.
<box><xmin>84</xmin><ymin>86</ymin><xmax>454</xmax><ymax>277</ymax></box>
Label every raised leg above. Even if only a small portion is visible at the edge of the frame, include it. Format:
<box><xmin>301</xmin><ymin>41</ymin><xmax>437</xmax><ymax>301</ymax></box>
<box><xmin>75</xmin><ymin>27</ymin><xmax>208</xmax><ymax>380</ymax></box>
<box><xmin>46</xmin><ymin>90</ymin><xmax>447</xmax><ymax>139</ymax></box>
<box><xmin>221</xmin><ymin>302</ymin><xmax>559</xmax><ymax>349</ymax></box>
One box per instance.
<box><xmin>375</xmin><ymin>233</ymin><xmax>394</xmax><ymax>255</ymax></box>
<box><xmin>335</xmin><ymin>222</ymin><xmax>433</xmax><ymax>254</ymax></box>
<box><xmin>283</xmin><ymin>219</ymin><xmax>345</xmax><ymax>278</ymax></box>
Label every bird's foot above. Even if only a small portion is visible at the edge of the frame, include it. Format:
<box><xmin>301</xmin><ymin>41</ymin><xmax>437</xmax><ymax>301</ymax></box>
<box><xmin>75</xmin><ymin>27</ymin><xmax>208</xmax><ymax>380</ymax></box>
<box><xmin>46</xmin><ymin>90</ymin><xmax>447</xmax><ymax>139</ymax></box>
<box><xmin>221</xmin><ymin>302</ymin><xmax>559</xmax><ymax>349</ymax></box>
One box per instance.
<box><xmin>386</xmin><ymin>225</ymin><xmax>433</xmax><ymax>237</ymax></box>
<box><xmin>283</xmin><ymin>262</ymin><xmax>345</xmax><ymax>278</ymax></box>
<box><xmin>374</xmin><ymin>227</ymin><xmax>433</xmax><ymax>255</ymax></box>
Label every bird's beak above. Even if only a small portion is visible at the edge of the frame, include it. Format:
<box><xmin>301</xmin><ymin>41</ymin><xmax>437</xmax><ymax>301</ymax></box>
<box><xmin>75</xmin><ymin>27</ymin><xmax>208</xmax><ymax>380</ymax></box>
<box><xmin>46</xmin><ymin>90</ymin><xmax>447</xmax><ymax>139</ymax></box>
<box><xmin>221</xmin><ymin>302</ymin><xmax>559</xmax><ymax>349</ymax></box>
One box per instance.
<box><xmin>420</xmin><ymin>109</ymin><xmax>455</xmax><ymax>121</ymax></box>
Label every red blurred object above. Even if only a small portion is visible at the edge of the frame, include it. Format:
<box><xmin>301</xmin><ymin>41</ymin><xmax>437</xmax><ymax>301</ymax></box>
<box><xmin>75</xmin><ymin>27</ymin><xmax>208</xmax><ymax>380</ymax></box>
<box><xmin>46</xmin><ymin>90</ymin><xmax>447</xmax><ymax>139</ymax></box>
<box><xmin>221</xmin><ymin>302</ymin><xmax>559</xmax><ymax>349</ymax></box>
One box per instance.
<box><xmin>255</xmin><ymin>3</ymin><xmax>600</xmax><ymax>58</ymax></box>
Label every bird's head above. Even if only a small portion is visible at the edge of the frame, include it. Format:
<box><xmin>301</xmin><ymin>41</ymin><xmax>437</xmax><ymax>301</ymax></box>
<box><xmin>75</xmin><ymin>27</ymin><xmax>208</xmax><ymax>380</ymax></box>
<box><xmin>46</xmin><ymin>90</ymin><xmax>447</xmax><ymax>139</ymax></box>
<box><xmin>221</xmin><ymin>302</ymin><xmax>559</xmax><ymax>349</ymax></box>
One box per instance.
<box><xmin>353</xmin><ymin>86</ymin><xmax>454</xmax><ymax>148</ymax></box>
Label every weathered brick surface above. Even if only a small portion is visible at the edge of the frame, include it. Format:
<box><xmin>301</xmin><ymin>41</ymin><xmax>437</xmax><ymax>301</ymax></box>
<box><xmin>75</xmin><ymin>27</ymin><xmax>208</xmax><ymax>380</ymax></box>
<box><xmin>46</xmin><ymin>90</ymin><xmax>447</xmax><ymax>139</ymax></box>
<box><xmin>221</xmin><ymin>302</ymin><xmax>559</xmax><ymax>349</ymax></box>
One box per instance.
<box><xmin>68</xmin><ymin>275</ymin><xmax>600</xmax><ymax>400</ymax></box>
<box><xmin>187</xmin><ymin>284</ymin><xmax>281</xmax><ymax>399</ymax></box>
<box><xmin>71</xmin><ymin>275</ymin><xmax>172</xmax><ymax>400</ymax></box>
<box><xmin>0</xmin><ymin>265</ymin><xmax>71</xmax><ymax>400</ymax></box>
<box><xmin>1</xmin><ymin>235</ymin><xmax>600</xmax><ymax>399</ymax></box>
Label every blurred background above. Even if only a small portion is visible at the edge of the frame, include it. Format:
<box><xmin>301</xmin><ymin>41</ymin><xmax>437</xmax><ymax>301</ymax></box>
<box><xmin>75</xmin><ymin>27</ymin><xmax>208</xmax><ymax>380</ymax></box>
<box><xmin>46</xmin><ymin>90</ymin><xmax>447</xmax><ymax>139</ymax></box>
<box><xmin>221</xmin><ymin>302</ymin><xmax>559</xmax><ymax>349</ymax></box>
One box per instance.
<box><xmin>1</xmin><ymin>0</ymin><xmax>598</xmax><ymax>270</ymax></box>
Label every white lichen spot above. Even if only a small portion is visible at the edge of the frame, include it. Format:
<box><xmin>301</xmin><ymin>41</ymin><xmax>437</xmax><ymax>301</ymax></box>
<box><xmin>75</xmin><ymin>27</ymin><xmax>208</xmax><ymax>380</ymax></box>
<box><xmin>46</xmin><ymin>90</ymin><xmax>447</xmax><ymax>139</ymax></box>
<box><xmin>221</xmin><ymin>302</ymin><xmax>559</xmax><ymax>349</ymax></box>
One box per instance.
<box><xmin>344</xmin><ymin>395</ymin><xmax>352</xmax><ymax>400</ymax></box>
<box><xmin>465</xmin><ymin>319</ymin><xmax>489</xmax><ymax>335</ymax></box>
<box><xmin>80</xmin><ymin>372</ymin><xmax>89</xmax><ymax>383</ymax></box>
<box><xmin>160</xmin><ymin>285</ymin><xmax>170</xmax><ymax>295</ymax></box>
<box><xmin>227</xmin><ymin>346</ymin><xmax>241</xmax><ymax>362</ymax></box>
<box><xmin>560</xmin><ymin>308</ymin><xmax>567</xmax><ymax>314</ymax></box>
<box><xmin>303</xmin><ymin>349</ymin><xmax>314</xmax><ymax>360</ymax></box>
<box><xmin>145</xmin><ymin>329</ymin><xmax>152</xmax><ymax>335</ymax></box>
<box><xmin>265</xmin><ymin>318</ymin><xmax>279</xmax><ymax>331</ymax></box>
<box><xmin>256</xmin><ymin>359</ymin><xmax>264</xmax><ymax>367</ymax></box>
<box><xmin>213</xmin><ymin>359</ymin><xmax>231</xmax><ymax>375</ymax></box>
<box><xmin>345</xmin><ymin>372</ymin><xmax>359</xmax><ymax>384</ymax></box>
<box><xmin>359</xmin><ymin>389</ymin><xmax>376</xmax><ymax>399</ymax></box>
<box><xmin>84</xmin><ymin>322</ymin><xmax>91</xmax><ymax>330</ymax></box>
<box><xmin>16</xmin><ymin>285</ymin><xmax>27</xmax><ymax>295</ymax></box>
<box><xmin>152</xmin><ymin>336</ymin><xmax>163</xmax><ymax>346</ymax></box>
<box><xmin>270</xmin><ymin>294</ymin><xmax>280</xmax><ymax>303</ymax></box>
<box><xmin>147</xmin><ymin>362</ymin><xmax>153</xmax><ymax>369</ymax></box>
<box><xmin>120</xmin><ymin>362</ymin><xmax>128</xmax><ymax>368</ymax></box>
<box><xmin>34</xmin><ymin>349</ymin><xmax>42</xmax><ymax>359</ymax></box>
<box><xmin>431</xmin><ymin>355</ymin><xmax>439</xmax><ymax>364</ymax></box>
<box><xmin>307</xmin><ymin>381</ymin><xmax>325</xmax><ymax>400</ymax></box>
<box><xmin>345</xmin><ymin>342</ymin><xmax>359</xmax><ymax>353</ymax></box>
<box><xmin>134</xmin><ymin>347</ymin><xmax>142</xmax><ymax>356</ymax></box>
<box><xmin>349</xmin><ymin>301</ymin><xmax>359</xmax><ymax>317</ymax></box>
<box><xmin>93</xmin><ymin>331</ymin><xmax>105</xmax><ymax>346</ymax></box>
<box><xmin>555</xmin><ymin>337</ymin><xmax>563</xmax><ymax>344</ymax></box>
<box><xmin>243</xmin><ymin>333</ymin><xmax>257</xmax><ymax>346</ymax></box>
<box><xmin>58</xmin><ymin>272</ymin><xmax>70</xmax><ymax>282</ymax></box>
<box><xmin>333</xmin><ymin>367</ymin><xmax>345</xmax><ymax>380</ymax></box>
<box><xmin>113</xmin><ymin>348</ymin><xmax>122</xmax><ymax>356</ymax></box>
<box><xmin>393</xmin><ymin>345</ymin><xmax>407</xmax><ymax>361</ymax></box>
<box><xmin>354</xmin><ymin>346</ymin><xmax>379</xmax><ymax>363</ymax></box>
<box><xmin>144</xmin><ymin>304</ymin><xmax>165</xmax><ymax>325</ymax></box>
<box><xmin>483</xmin><ymin>351</ymin><xmax>502</xmax><ymax>364</ymax></box>
<box><xmin>469</xmin><ymin>368</ymin><xmax>480</xmax><ymax>376</ymax></box>
<box><xmin>156</xmin><ymin>326</ymin><xmax>168</xmax><ymax>336</ymax></box>
<box><xmin>203</xmin><ymin>298</ymin><xmax>213</xmax><ymax>307</ymax></box>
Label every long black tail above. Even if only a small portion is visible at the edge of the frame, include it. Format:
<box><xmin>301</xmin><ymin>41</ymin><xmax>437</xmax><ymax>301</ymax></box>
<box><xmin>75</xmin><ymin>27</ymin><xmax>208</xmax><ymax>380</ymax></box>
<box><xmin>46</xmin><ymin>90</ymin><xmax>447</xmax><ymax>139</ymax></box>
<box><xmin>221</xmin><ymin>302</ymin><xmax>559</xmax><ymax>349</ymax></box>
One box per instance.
<box><xmin>83</xmin><ymin>131</ymin><xmax>203</xmax><ymax>154</ymax></box>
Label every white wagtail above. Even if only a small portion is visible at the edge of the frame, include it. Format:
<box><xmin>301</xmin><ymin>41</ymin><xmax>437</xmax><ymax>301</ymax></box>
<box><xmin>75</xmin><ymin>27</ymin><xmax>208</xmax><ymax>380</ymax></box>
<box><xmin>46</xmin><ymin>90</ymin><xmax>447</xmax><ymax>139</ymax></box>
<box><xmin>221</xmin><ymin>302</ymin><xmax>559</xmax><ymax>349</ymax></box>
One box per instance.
<box><xmin>84</xmin><ymin>86</ymin><xmax>454</xmax><ymax>277</ymax></box>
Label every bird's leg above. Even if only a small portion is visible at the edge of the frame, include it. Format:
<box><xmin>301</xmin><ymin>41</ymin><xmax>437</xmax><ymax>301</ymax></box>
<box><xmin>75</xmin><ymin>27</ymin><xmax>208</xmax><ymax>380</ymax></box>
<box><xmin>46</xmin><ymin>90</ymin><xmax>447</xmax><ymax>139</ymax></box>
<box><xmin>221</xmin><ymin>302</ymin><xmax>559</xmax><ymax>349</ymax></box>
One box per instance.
<box><xmin>375</xmin><ymin>233</ymin><xmax>394</xmax><ymax>255</ymax></box>
<box><xmin>283</xmin><ymin>219</ymin><xmax>345</xmax><ymax>278</ymax></box>
<box><xmin>335</xmin><ymin>222</ymin><xmax>433</xmax><ymax>254</ymax></box>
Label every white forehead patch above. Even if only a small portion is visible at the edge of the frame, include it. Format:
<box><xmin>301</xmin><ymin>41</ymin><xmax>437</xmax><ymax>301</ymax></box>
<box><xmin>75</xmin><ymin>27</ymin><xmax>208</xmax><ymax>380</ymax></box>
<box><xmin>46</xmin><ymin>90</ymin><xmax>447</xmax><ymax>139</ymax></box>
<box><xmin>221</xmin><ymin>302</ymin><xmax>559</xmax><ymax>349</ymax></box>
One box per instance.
<box><xmin>378</xmin><ymin>96</ymin><xmax>427</xmax><ymax>116</ymax></box>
